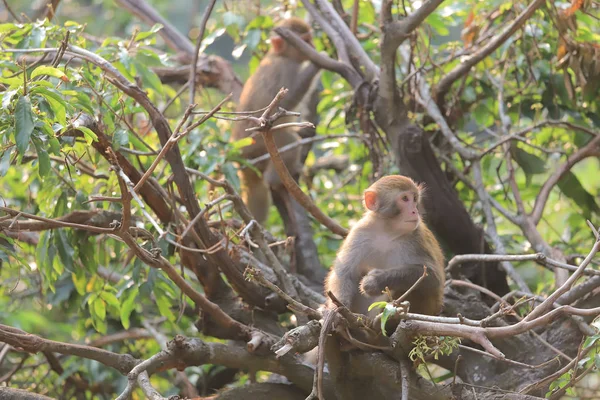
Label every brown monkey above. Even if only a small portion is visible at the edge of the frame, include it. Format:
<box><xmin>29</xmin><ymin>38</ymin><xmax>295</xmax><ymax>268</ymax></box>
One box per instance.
<box><xmin>325</xmin><ymin>175</ymin><xmax>445</xmax><ymax>317</ymax></box>
<box><xmin>232</xmin><ymin>17</ymin><xmax>321</xmax><ymax>225</ymax></box>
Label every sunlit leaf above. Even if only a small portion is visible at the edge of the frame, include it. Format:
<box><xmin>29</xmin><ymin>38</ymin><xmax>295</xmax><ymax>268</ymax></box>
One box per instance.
<box><xmin>380</xmin><ymin>304</ymin><xmax>397</xmax><ymax>337</ymax></box>
<box><xmin>14</xmin><ymin>95</ymin><xmax>35</xmax><ymax>155</ymax></box>
<box><xmin>120</xmin><ymin>287</ymin><xmax>139</xmax><ymax>330</ymax></box>
<box><xmin>30</xmin><ymin>66</ymin><xmax>67</xmax><ymax>80</ymax></box>
<box><xmin>76</xmin><ymin>126</ymin><xmax>98</xmax><ymax>144</ymax></box>
<box><xmin>368</xmin><ymin>301</ymin><xmax>388</xmax><ymax>311</ymax></box>
<box><xmin>100</xmin><ymin>291</ymin><xmax>119</xmax><ymax>309</ymax></box>
<box><xmin>135</xmin><ymin>23</ymin><xmax>163</xmax><ymax>41</ymax></box>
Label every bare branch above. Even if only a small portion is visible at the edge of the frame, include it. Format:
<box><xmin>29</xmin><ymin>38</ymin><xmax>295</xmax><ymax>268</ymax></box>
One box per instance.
<box><xmin>383</xmin><ymin>0</ymin><xmax>446</xmax><ymax>50</ymax></box>
<box><xmin>524</xmin><ymin>232</ymin><xmax>600</xmax><ymax>322</ymax></box>
<box><xmin>274</xmin><ymin>26</ymin><xmax>363</xmax><ymax>87</ymax></box>
<box><xmin>189</xmin><ymin>0</ymin><xmax>217</xmax><ymax>104</ymax></box>
<box><xmin>0</xmin><ymin>324</ymin><xmax>137</xmax><ymax>374</ymax></box>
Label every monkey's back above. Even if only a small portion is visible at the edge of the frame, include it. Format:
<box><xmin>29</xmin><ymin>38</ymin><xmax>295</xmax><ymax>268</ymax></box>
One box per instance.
<box><xmin>233</xmin><ymin>55</ymin><xmax>305</xmax><ymax>140</ymax></box>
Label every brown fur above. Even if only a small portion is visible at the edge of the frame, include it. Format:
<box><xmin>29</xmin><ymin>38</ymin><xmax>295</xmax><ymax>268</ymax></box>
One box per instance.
<box><xmin>325</xmin><ymin>175</ymin><xmax>445</xmax><ymax>317</ymax></box>
<box><xmin>232</xmin><ymin>18</ymin><xmax>320</xmax><ymax>224</ymax></box>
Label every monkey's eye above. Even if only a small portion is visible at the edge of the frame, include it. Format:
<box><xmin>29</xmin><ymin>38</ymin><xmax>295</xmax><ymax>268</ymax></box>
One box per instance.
<box><xmin>414</xmin><ymin>195</ymin><xmax>418</xmax><ymax>202</ymax></box>
<box><xmin>402</xmin><ymin>195</ymin><xmax>409</xmax><ymax>202</ymax></box>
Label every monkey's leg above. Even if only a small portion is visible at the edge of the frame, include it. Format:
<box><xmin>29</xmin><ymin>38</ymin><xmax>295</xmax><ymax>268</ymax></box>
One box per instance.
<box><xmin>360</xmin><ymin>264</ymin><xmax>443</xmax><ymax>315</ymax></box>
<box><xmin>271</xmin><ymin>184</ymin><xmax>326</xmax><ymax>287</ymax></box>
<box><xmin>240</xmin><ymin>168</ymin><xmax>271</xmax><ymax>225</ymax></box>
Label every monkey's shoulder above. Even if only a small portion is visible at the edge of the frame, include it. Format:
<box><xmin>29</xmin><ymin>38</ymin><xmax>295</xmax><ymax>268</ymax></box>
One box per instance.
<box><xmin>236</xmin><ymin>57</ymin><xmax>304</xmax><ymax>113</ymax></box>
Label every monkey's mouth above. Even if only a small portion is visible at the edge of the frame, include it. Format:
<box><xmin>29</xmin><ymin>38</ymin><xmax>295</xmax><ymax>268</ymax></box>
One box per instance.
<box><xmin>405</xmin><ymin>219</ymin><xmax>419</xmax><ymax>223</ymax></box>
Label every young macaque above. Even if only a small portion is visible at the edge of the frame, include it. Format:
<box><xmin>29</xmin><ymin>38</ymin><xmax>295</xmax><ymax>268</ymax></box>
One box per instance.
<box><xmin>325</xmin><ymin>175</ymin><xmax>445</xmax><ymax>317</ymax></box>
<box><xmin>232</xmin><ymin>17</ymin><xmax>320</xmax><ymax>225</ymax></box>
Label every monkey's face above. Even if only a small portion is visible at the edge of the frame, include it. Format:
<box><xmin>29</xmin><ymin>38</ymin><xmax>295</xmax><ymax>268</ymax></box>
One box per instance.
<box><xmin>391</xmin><ymin>190</ymin><xmax>421</xmax><ymax>234</ymax></box>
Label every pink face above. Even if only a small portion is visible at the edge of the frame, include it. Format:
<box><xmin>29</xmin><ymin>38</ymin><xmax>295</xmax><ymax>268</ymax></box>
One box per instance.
<box><xmin>395</xmin><ymin>190</ymin><xmax>420</xmax><ymax>232</ymax></box>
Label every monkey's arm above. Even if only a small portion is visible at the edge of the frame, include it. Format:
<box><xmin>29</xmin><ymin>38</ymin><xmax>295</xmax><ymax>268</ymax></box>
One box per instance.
<box><xmin>325</xmin><ymin>236</ymin><xmax>369</xmax><ymax>310</ymax></box>
<box><xmin>359</xmin><ymin>264</ymin><xmax>442</xmax><ymax>297</ymax></box>
<box><xmin>280</xmin><ymin>62</ymin><xmax>320</xmax><ymax>110</ymax></box>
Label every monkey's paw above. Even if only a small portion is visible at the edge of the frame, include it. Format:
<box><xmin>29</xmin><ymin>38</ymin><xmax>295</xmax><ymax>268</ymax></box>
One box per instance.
<box><xmin>359</xmin><ymin>270</ymin><xmax>385</xmax><ymax>296</ymax></box>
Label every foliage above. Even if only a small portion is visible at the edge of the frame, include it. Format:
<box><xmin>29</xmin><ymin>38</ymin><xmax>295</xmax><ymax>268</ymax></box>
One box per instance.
<box><xmin>409</xmin><ymin>335</ymin><xmax>462</xmax><ymax>364</ymax></box>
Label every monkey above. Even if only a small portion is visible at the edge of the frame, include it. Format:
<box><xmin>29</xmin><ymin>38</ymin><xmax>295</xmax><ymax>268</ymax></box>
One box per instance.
<box><xmin>324</xmin><ymin>175</ymin><xmax>445</xmax><ymax>318</ymax></box>
<box><xmin>231</xmin><ymin>17</ymin><xmax>321</xmax><ymax>226</ymax></box>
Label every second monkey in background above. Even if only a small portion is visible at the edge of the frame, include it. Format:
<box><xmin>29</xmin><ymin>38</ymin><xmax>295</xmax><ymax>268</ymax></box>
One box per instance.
<box><xmin>232</xmin><ymin>18</ymin><xmax>321</xmax><ymax>225</ymax></box>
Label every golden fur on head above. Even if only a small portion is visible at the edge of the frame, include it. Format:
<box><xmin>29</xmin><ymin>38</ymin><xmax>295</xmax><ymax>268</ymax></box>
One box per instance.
<box><xmin>275</xmin><ymin>17</ymin><xmax>311</xmax><ymax>35</ymax></box>
<box><xmin>364</xmin><ymin>175</ymin><xmax>424</xmax><ymax>211</ymax></box>
<box><xmin>367</xmin><ymin>175</ymin><xmax>420</xmax><ymax>193</ymax></box>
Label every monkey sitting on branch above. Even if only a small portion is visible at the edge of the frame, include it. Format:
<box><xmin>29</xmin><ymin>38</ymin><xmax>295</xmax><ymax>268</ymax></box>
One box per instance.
<box><xmin>325</xmin><ymin>175</ymin><xmax>446</xmax><ymax>319</ymax></box>
<box><xmin>232</xmin><ymin>17</ymin><xmax>321</xmax><ymax>227</ymax></box>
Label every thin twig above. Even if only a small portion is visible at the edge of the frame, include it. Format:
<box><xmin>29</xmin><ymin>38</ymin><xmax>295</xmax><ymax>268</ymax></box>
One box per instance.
<box><xmin>255</xmin><ymin>88</ymin><xmax>348</xmax><ymax>237</ymax></box>
<box><xmin>188</xmin><ymin>0</ymin><xmax>217</xmax><ymax>106</ymax></box>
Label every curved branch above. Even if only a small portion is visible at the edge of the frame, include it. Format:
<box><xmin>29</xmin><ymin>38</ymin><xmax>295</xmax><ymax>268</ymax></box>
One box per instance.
<box><xmin>115</xmin><ymin>0</ymin><xmax>195</xmax><ymax>54</ymax></box>
<box><xmin>274</xmin><ymin>26</ymin><xmax>362</xmax><ymax>87</ymax></box>
<box><xmin>530</xmin><ymin>134</ymin><xmax>600</xmax><ymax>225</ymax></box>
<box><xmin>0</xmin><ymin>324</ymin><xmax>137</xmax><ymax>375</ymax></box>
<box><xmin>303</xmin><ymin>0</ymin><xmax>379</xmax><ymax>81</ymax></box>
<box><xmin>383</xmin><ymin>0</ymin><xmax>446</xmax><ymax>51</ymax></box>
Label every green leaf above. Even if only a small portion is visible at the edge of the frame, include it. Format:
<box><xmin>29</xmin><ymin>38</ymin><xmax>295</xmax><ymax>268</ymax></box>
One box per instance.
<box><xmin>74</xmin><ymin>92</ymin><xmax>95</xmax><ymax>114</ymax></box>
<box><xmin>380</xmin><ymin>304</ymin><xmax>397</xmax><ymax>337</ymax></box>
<box><xmin>155</xmin><ymin>291</ymin><xmax>176</xmax><ymax>322</ymax></box>
<box><xmin>92</xmin><ymin>316</ymin><xmax>107</xmax><ymax>334</ymax></box>
<box><xmin>93</xmin><ymin>298</ymin><xmax>106</xmax><ymax>320</ymax></box>
<box><xmin>120</xmin><ymin>287</ymin><xmax>139</xmax><ymax>330</ymax></box>
<box><xmin>0</xmin><ymin>149</ymin><xmax>12</xmax><ymax>177</ymax></box>
<box><xmin>133</xmin><ymin>60</ymin><xmax>164</xmax><ymax>95</ymax></box>
<box><xmin>557</xmin><ymin>171</ymin><xmax>600</xmax><ymax>219</ymax></box>
<box><xmin>135</xmin><ymin>48</ymin><xmax>165</xmax><ymax>67</ymax></box>
<box><xmin>425</xmin><ymin>12</ymin><xmax>450</xmax><ymax>36</ymax></box>
<box><xmin>112</xmin><ymin>128</ymin><xmax>129</xmax><ymax>150</ymax></box>
<box><xmin>0</xmin><ymin>77</ymin><xmax>23</xmax><ymax>88</ymax></box>
<box><xmin>31</xmin><ymin>87</ymin><xmax>67</xmax><ymax>127</ymax></box>
<box><xmin>368</xmin><ymin>301</ymin><xmax>388</xmax><ymax>311</ymax></box>
<box><xmin>100</xmin><ymin>291</ymin><xmax>120</xmax><ymax>309</ymax></box>
<box><xmin>135</xmin><ymin>23</ymin><xmax>163</xmax><ymax>41</ymax></box>
<box><xmin>30</xmin><ymin>66</ymin><xmax>67</xmax><ymax>80</ymax></box>
<box><xmin>0</xmin><ymin>23</ymin><xmax>18</xmax><ymax>33</ymax></box>
<box><xmin>76</xmin><ymin>125</ymin><xmax>98</xmax><ymax>144</ymax></box>
<box><xmin>72</xmin><ymin>270</ymin><xmax>87</xmax><ymax>296</ymax></box>
<box><xmin>14</xmin><ymin>95</ymin><xmax>35</xmax><ymax>155</ymax></box>
<box><xmin>54</xmin><ymin>229</ymin><xmax>74</xmax><ymax>272</ymax></box>
<box><xmin>510</xmin><ymin>145</ymin><xmax>546</xmax><ymax>184</ymax></box>
<box><xmin>35</xmin><ymin>144</ymin><xmax>50</xmax><ymax>178</ymax></box>
<box><xmin>231</xmin><ymin>137</ymin><xmax>253</xmax><ymax>150</ymax></box>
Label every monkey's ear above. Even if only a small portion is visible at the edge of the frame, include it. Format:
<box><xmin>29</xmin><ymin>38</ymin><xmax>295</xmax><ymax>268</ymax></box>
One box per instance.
<box><xmin>364</xmin><ymin>190</ymin><xmax>378</xmax><ymax>211</ymax></box>
<box><xmin>271</xmin><ymin>36</ymin><xmax>286</xmax><ymax>54</ymax></box>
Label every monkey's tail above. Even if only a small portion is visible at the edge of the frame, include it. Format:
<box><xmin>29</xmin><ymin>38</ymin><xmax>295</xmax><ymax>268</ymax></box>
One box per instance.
<box><xmin>240</xmin><ymin>169</ymin><xmax>271</xmax><ymax>225</ymax></box>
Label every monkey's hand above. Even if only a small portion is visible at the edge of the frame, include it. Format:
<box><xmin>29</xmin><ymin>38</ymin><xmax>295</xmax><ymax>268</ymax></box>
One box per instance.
<box><xmin>359</xmin><ymin>270</ymin><xmax>386</xmax><ymax>296</ymax></box>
